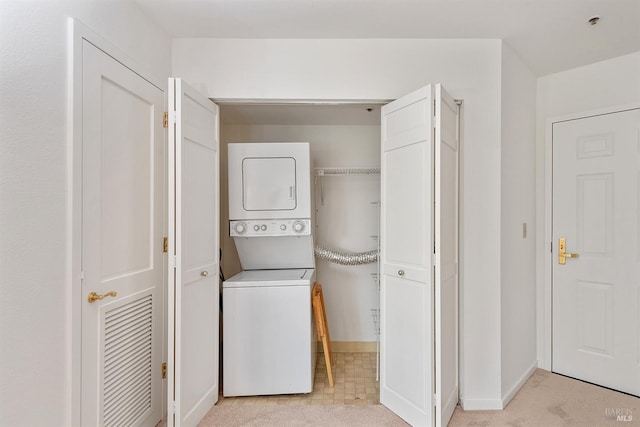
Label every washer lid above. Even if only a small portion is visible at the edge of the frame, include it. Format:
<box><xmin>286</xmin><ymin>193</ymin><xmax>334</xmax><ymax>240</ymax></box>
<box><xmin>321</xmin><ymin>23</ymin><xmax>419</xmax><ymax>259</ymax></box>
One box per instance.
<box><xmin>223</xmin><ymin>268</ymin><xmax>314</xmax><ymax>287</ymax></box>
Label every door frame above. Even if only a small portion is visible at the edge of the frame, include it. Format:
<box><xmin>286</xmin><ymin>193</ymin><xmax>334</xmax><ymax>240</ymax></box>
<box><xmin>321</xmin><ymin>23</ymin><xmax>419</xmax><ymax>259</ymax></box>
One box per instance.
<box><xmin>215</xmin><ymin>97</ymin><xmax>463</xmax><ymax>413</ymax></box>
<box><xmin>67</xmin><ymin>18</ymin><xmax>166</xmax><ymax>426</ymax></box>
<box><xmin>541</xmin><ymin>101</ymin><xmax>640</xmax><ymax>371</ymax></box>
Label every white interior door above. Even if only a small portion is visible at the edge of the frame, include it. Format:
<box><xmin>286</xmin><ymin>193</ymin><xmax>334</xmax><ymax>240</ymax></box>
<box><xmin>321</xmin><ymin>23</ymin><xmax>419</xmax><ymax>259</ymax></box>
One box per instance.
<box><xmin>167</xmin><ymin>78</ymin><xmax>220</xmax><ymax>426</ymax></box>
<box><xmin>81</xmin><ymin>40</ymin><xmax>164</xmax><ymax>427</ymax></box>
<box><xmin>434</xmin><ymin>85</ymin><xmax>459</xmax><ymax>427</ymax></box>
<box><xmin>552</xmin><ymin>108</ymin><xmax>640</xmax><ymax>396</ymax></box>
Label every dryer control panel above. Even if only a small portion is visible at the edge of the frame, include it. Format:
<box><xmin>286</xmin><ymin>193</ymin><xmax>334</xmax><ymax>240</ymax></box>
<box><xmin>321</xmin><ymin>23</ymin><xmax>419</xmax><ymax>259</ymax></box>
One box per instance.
<box><xmin>230</xmin><ymin>219</ymin><xmax>311</xmax><ymax>237</ymax></box>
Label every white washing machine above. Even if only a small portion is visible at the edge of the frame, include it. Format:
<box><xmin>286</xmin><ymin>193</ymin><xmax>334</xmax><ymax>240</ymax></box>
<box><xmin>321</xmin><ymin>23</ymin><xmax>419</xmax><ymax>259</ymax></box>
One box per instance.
<box><xmin>224</xmin><ymin>142</ymin><xmax>317</xmax><ymax>397</ymax></box>
<box><xmin>222</xmin><ymin>268</ymin><xmax>317</xmax><ymax>396</ymax></box>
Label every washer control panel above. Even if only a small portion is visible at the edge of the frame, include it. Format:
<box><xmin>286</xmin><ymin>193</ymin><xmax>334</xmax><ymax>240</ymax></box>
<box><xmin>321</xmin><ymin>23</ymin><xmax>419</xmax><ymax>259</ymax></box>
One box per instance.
<box><xmin>230</xmin><ymin>219</ymin><xmax>311</xmax><ymax>237</ymax></box>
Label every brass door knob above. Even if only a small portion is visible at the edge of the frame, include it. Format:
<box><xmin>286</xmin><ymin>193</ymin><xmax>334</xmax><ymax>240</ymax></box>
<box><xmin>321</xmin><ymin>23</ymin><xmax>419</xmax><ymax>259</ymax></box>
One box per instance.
<box><xmin>88</xmin><ymin>291</ymin><xmax>117</xmax><ymax>303</ymax></box>
<box><xmin>201</xmin><ymin>271</ymin><xmax>209</xmax><ymax>277</ymax></box>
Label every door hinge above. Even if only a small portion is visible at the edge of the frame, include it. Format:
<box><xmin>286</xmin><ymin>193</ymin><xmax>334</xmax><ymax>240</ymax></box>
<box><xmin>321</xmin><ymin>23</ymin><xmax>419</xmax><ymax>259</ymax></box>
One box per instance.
<box><xmin>164</xmin><ymin>111</ymin><xmax>177</xmax><ymax>128</ymax></box>
<box><xmin>163</xmin><ymin>237</ymin><xmax>168</xmax><ymax>253</ymax></box>
<box><xmin>432</xmin><ymin>116</ymin><xmax>437</xmax><ymax>128</ymax></box>
<box><xmin>162</xmin><ymin>362</ymin><xmax>167</xmax><ymax>379</ymax></box>
<box><xmin>432</xmin><ymin>394</ymin><xmax>440</xmax><ymax>406</ymax></box>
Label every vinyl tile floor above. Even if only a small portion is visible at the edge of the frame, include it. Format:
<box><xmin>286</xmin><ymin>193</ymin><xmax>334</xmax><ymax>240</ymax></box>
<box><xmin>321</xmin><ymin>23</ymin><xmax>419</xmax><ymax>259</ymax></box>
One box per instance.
<box><xmin>218</xmin><ymin>352</ymin><xmax>380</xmax><ymax>406</ymax></box>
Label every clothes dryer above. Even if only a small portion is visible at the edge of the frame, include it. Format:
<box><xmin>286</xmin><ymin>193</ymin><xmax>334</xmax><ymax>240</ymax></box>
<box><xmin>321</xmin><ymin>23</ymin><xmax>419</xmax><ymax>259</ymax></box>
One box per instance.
<box><xmin>228</xmin><ymin>142</ymin><xmax>311</xmax><ymax>220</ymax></box>
<box><xmin>227</xmin><ymin>142</ymin><xmax>314</xmax><ymax>270</ymax></box>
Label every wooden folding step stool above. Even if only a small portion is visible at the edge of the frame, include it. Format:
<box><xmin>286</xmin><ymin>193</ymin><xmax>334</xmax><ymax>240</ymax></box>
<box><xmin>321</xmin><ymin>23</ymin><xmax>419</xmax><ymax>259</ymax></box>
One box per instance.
<box><xmin>312</xmin><ymin>282</ymin><xmax>334</xmax><ymax>387</ymax></box>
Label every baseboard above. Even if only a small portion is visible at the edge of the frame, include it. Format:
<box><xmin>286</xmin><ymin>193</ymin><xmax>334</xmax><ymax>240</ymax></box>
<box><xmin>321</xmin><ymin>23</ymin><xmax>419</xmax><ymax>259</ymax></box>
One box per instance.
<box><xmin>501</xmin><ymin>361</ymin><xmax>538</xmax><ymax>408</ymax></box>
<box><xmin>459</xmin><ymin>398</ymin><xmax>504</xmax><ymax>411</ymax></box>
<box><xmin>317</xmin><ymin>341</ymin><xmax>378</xmax><ymax>353</ymax></box>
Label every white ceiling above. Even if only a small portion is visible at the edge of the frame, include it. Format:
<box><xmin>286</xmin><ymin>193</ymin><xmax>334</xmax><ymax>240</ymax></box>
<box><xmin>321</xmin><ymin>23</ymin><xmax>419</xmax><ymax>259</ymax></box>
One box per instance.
<box><xmin>135</xmin><ymin>0</ymin><xmax>640</xmax><ymax>77</ymax></box>
<box><xmin>134</xmin><ymin>0</ymin><xmax>639</xmax><ymax>126</ymax></box>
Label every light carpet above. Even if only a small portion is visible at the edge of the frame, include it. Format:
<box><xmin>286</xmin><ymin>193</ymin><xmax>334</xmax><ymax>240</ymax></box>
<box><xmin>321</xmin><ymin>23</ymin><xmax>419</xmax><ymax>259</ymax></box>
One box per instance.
<box><xmin>199</xmin><ymin>369</ymin><xmax>640</xmax><ymax>426</ymax></box>
<box><xmin>450</xmin><ymin>369</ymin><xmax>640</xmax><ymax>426</ymax></box>
<box><xmin>198</xmin><ymin>404</ymin><xmax>408</xmax><ymax>426</ymax></box>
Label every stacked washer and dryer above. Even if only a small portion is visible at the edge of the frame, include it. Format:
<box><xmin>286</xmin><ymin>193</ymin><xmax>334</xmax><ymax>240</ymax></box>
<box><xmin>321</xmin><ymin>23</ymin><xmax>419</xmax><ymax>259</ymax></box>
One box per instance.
<box><xmin>223</xmin><ymin>142</ymin><xmax>317</xmax><ymax>397</ymax></box>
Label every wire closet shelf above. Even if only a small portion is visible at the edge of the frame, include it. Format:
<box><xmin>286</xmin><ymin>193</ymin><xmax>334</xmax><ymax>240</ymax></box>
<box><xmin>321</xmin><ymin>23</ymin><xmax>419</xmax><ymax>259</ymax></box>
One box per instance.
<box><xmin>314</xmin><ymin>167</ymin><xmax>380</xmax><ymax>177</ymax></box>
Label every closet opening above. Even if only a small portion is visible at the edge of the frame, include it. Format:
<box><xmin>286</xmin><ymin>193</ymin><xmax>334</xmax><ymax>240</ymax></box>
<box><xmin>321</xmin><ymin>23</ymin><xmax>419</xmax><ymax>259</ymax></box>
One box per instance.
<box><xmin>217</xmin><ymin>101</ymin><xmax>386</xmax><ymax>405</ymax></box>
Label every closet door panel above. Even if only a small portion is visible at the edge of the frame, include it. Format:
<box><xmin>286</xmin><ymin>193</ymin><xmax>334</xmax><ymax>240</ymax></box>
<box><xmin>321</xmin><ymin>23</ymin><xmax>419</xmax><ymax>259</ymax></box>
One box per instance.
<box><xmin>381</xmin><ymin>85</ymin><xmax>433</xmax><ymax>282</ymax></box>
<box><xmin>381</xmin><ymin>140</ymin><xmax>431</xmax><ymax>282</ymax></box>
<box><xmin>380</xmin><ymin>85</ymin><xmax>434</xmax><ymax>427</ymax></box>
<box><xmin>383</xmin><ymin>98</ymin><xmax>431</xmax><ymax>152</ymax></box>
<box><xmin>380</xmin><ymin>274</ymin><xmax>432</xmax><ymax>425</ymax></box>
<box><xmin>167</xmin><ymin>78</ymin><xmax>220</xmax><ymax>427</ymax></box>
<box><xmin>434</xmin><ymin>84</ymin><xmax>459</xmax><ymax>427</ymax></box>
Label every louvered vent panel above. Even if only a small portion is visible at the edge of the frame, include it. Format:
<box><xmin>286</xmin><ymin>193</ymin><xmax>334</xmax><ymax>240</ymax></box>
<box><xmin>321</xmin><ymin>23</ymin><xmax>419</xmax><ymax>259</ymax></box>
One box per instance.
<box><xmin>103</xmin><ymin>295</ymin><xmax>153</xmax><ymax>427</ymax></box>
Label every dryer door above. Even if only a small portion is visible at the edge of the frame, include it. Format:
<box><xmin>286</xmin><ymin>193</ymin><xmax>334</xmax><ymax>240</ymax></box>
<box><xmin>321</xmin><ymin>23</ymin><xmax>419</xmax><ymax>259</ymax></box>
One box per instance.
<box><xmin>243</xmin><ymin>157</ymin><xmax>296</xmax><ymax>211</ymax></box>
<box><xmin>228</xmin><ymin>142</ymin><xmax>311</xmax><ymax>220</ymax></box>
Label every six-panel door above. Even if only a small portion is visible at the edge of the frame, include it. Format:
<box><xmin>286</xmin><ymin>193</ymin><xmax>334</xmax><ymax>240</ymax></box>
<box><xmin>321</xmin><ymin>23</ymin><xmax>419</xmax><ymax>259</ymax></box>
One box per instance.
<box><xmin>553</xmin><ymin>108</ymin><xmax>640</xmax><ymax>397</ymax></box>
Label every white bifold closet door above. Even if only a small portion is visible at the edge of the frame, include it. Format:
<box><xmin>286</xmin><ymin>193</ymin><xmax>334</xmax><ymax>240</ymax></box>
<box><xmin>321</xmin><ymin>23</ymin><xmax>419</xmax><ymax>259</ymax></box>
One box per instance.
<box><xmin>167</xmin><ymin>78</ymin><xmax>220</xmax><ymax>427</ymax></box>
<box><xmin>380</xmin><ymin>84</ymin><xmax>459</xmax><ymax>427</ymax></box>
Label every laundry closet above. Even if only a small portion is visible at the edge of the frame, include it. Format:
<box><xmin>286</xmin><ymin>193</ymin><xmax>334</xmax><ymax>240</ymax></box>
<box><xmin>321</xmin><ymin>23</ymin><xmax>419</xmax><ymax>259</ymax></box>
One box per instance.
<box><xmin>160</xmin><ymin>73</ymin><xmax>459</xmax><ymax>426</ymax></box>
<box><xmin>218</xmin><ymin>103</ymin><xmax>384</xmax><ymax>351</ymax></box>
<box><xmin>213</xmin><ymin>85</ymin><xmax>460</xmax><ymax>427</ymax></box>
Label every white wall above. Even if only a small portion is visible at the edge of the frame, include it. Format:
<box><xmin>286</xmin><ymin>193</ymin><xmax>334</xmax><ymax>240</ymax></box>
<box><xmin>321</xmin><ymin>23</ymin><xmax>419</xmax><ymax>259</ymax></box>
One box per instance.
<box><xmin>535</xmin><ymin>51</ymin><xmax>640</xmax><ymax>366</ymax></box>
<box><xmin>0</xmin><ymin>2</ymin><xmax>171</xmax><ymax>425</ymax></box>
<box><xmin>220</xmin><ymin>123</ymin><xmax>381</xmax><ymax>342</ymax></box>
<box><xmin>499</xmin><ymin>43</ymin><xmax>538</xmax><ymax>405</ymax></box>
<box><xmin>174</xmin><ymin>38</ymin><xmax>505</xmax><ymax>405</ymax></box>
